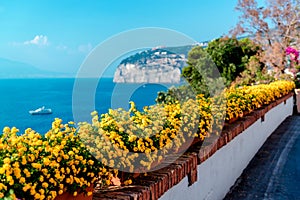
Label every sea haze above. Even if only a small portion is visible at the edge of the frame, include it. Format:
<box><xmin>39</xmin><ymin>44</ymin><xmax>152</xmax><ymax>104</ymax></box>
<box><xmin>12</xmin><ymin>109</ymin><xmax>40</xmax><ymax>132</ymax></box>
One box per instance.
<box><xmin>0</xmin><ymin>58</ymin><xmax>71</xmax><ymax>78</ymax></box>
<box><xmin>0</xmin><ymin>78</ymin><xmax>173</xmax><ymax>134</ymax></box>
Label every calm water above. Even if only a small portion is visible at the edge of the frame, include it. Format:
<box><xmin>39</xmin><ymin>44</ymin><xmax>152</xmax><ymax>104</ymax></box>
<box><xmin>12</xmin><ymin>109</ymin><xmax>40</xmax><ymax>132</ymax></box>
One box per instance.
<box><xmin>0</xmin><ymin>78</ymin><xmax>172</xmax><ymax>134</ymax></box>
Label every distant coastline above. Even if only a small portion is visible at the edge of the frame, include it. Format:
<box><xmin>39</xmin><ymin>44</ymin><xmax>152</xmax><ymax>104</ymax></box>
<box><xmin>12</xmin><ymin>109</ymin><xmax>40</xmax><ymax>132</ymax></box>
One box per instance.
<box><xmin>0</xmin><ymin>57</ymin><xmax>72</xmax><ymax>79</ymax></box>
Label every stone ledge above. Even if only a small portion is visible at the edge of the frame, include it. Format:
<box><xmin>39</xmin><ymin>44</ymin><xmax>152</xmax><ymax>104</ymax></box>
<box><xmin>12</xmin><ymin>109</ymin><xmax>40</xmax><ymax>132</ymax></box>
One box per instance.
<box><xmin>92</xmin><ymin>92</ymin><xmax>293</xmax><ymax>200</ymax></box>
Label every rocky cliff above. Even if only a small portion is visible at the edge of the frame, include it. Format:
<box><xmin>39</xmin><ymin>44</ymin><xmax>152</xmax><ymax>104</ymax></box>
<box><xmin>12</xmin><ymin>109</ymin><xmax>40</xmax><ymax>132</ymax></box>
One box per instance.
<box><xmin>113</xmin><ymin>46</ymin><xmax>195</xmax><ymax>83</ymax></box>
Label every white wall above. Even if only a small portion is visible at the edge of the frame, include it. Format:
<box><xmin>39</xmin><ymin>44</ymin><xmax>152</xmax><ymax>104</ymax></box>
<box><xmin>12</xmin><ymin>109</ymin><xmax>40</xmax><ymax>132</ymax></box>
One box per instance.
<box><xmin>159</xmin><ymin>96</ymin><xmax>293</xmax><ymax>200</ymax></box>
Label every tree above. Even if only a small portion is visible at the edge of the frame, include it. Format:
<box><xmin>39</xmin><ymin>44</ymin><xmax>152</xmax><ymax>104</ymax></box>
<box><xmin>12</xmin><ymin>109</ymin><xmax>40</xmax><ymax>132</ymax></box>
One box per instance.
<box><xmin>206</xmin><ymin>37</ymin><xmax>260</xmax><ymax>85</ymax></box>
<box><xmin>181</xmin><ymin>46</ymin><xmax>215</xmax><ymax>96</ymax></box>
<box><xmin>232</xmin><ymin>0</ymin><xmax>300</xmax><ymax>74</ymax></box>
<box><xmin>181</xmin><ymin>37</ymin><xmax>261</xmax><ymax>95</ymax></box>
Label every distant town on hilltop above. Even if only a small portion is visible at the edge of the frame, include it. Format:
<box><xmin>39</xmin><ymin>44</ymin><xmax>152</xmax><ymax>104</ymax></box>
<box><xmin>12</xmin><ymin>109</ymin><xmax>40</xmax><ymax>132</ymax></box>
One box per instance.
<box><xmin>113</xmin><ymin>43</ymin><xmax>208</xmax><ymax>83</ymax></box>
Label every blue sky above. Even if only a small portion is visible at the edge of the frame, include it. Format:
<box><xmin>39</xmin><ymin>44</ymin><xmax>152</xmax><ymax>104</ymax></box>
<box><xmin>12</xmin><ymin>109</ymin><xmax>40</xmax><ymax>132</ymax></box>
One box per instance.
<box><xmin>0</xmin><ymin>0</ymin><xmax>253</xmax><ymax>76</ymax></box>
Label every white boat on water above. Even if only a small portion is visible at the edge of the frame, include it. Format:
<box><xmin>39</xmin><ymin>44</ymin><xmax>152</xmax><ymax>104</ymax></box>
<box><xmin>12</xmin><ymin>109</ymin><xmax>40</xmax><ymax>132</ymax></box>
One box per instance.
<box><xmin>29</xmin><ymin>106</ymin><xmax>52</xmax><ymax>115</ymax></box>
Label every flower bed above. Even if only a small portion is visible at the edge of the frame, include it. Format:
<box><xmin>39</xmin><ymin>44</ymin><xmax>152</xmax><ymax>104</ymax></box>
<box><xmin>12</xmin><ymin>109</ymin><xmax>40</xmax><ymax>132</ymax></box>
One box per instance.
<box><xmin>0</xmin><ymin>120</ymin><xmax>114</xmax><ymax>199</ymax></box>
<box><xmin>225</xmin><ymin>81</ymin><xmax>295</xmax><ymax>121</ymax></box>
<box><xmin>0</xmin><ymin>80</ymin><xmax>295</xmax><ymax>199</ymax></box>
<box><xmin>78</xmin><ymin>80</ymin><xmax>294</xmax><ymax>173</ymax></box>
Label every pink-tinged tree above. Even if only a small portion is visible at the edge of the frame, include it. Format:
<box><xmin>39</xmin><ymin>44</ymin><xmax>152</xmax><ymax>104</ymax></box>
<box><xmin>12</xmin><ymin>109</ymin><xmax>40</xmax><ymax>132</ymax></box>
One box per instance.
<box><xmin>232</xmin><ymin>0</ymin><xmax>300</xmax><ymax>75</ymax></box>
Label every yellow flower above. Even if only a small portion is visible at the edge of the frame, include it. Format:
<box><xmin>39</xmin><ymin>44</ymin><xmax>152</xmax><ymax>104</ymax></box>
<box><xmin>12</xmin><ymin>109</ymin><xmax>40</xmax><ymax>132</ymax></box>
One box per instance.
<box><xmin>124</xmin><ymin>179</ymin><xmax>132</xmax><ymax>185</ymax></box>
<box><xmin>88</xmin><ymin>160</ymin><xmax>94</xmax><ymax>165</ymax></box>
<box><xmin>66</xmin><ymin>178</ymin><xmax>71</xmax><ymax>184</ymax></box>
<box><xmin>39</xmin><ymin>189</ymin><xmax>45</xmax><ymax>195</ymax></box>
<box><xmin>3</xmin><ymin>157</ymin><xmax>10</xmax><ymax>164</ymax></box>
<box><xmin>13</xmin><ymin>167</ymin><xmax>21</xmax><ymax>179</ymax></box>
<box><xmin>34</xmin><ymin>193</ymin><xmax>41</xmax><ymax>199</ymax></box>
<box><xmin>3</xmin><ymin>127</ymin><xmax>10</xmax><ymax>133</ymax></box>
<box><xmin>68</xmin><ymin>151</ymin><xmax>74</xmax><ymax>156</ymax></box>
<box><xmin>55</xmin><ymin>173</ymin><xmax>61</xmax><ymax>180</ymax></box>
<box><xmin>31</xmin><ymin>163</ymin><xmax>42</xmax><ymax>170</ymax></box>
<box><xmin>0</xmin><ymin>167</ymin><xmax>5</xmax><ymax>174</ymax></box>
<box><xmin>39</xmin><ymin>175</ymin><xmax>44</xmax><ymax>182</ymax></box>
<box><xmin>66</xmin><ymin>167</ymin><xmax>70</xmax><ymax>174</ymax></box>
<box><xmin>30</xmin><ymin>186</ymin><xmax>37</xmax><ymax>194</ymax></box>
<box><xmin>91</xmin><ymin>111</ymin><xmax>98</xmax><ymax>116</ymax></box>
<box><xmin>128</xmin><ymin>135</ymin><xmax>137</xmax><ymax>142</ymax></box>
<box><xmin>23</xmin><ymin>183</ymin><xmax>31</xmax><ymax>192</ymax></box>
<box><xmin>42</xmin><ymin>182</ymin><xmax>48</xmax><ymax>188</ymax></box>
<box><xmin>50</xmin><ymin>191</ymin><xmax>57</xmax><ymax>198</ymax></box>
<box><xmin>28</xmin><ymin>154</ymin><xmax>35</xmax><ymax>162</ymax></box>
<box><xmin>42</xmin><ymin>168</ymin><xmax>48</xmax><ymax>175</ymax></box>
<box><xmin>21</xmin><ymin>156</ymin><xmax>27</xmax><ymax>165</ymax></box>
<box><xmin>20</xmin><ymin>177</ymin><xmax>26</xmax><ymax>184</ymax></box>
<box><xmin>43</xmin><ymin>157</ymin><xmax>50</xmax><ymax>166</ymax></box>
<box><xmin>49</xmin><ymin>178</ymin><xmax>57</xmax><ymax>186</ymax></box>
<box><xmin>87</xmin><ymin>191</ymin><xmax>93</xmax><ymax>196</ymax></box>
<box><xmin>7</xmin><ymin>175</ymin><xmax>14</xmax><ymax>185</ymax></box>
<box><xmin>57</xmin><ymin>156</ymin><xmax>62</xmax><ymax>163</ymax></box>
<box><xmin>11</xmin><ymin>126</ymin><xmax>19</xmax><ymax>134</ymax></box>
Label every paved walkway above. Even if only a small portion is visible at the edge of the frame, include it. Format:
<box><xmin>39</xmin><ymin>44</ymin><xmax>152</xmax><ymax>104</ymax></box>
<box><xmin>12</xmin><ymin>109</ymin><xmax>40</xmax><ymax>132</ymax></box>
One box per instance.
<box><xmin>224</xmin><ymin>115</ymin><xmax>300</xmax><ymax>200</ymax></box>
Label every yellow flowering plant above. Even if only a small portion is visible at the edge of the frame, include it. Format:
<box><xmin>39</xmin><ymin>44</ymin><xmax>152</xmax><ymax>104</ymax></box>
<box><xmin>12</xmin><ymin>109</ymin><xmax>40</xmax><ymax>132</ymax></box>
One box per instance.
<box><xmin>78</xmin><ymin>94</ymin><xmax>225</xmax><ymax>175</ymax></box>
<box><xmin>0</xmin><ymin>119</ymin><xmax>113</xmax><ymax>200</ymax></box>
<box><xmin>78</xmin><ymin>80</ymin><xmax>294</xmax><ymax>177</ymax></box>
<box><xmin>225</xmin><ymin>80</ymin><xmax>295</xmax><ymax>121</ymax></box>
<box><xmin>78</xmin><ymin>102</ymin><xmax>187</xmax><ymax>173</ymax></box>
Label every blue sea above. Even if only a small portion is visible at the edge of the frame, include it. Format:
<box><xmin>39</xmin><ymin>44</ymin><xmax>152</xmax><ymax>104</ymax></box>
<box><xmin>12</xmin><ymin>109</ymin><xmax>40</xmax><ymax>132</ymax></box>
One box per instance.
<box><xmin>0</xmin><ymin>78</ymin><xmax>173</xmax><ymax>134</ymax></box>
